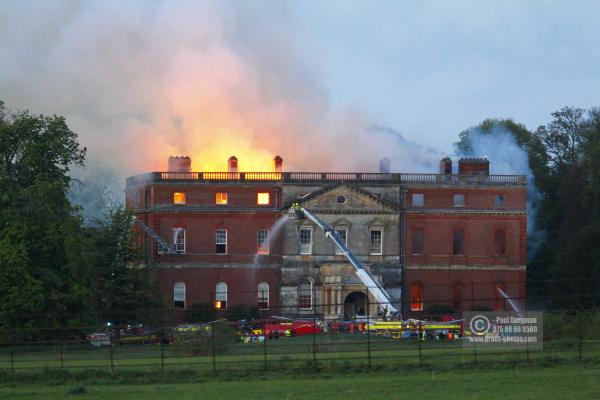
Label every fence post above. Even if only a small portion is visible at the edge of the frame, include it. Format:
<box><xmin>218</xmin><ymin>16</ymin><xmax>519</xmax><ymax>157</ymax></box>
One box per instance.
<box><xmin>110</xmin><ymin>342</ymin><xmax>114</xmax><ymax>373</ymax></box>
<box><xmin>366</xmin><ymin>293</ymin><xmax>371</xmax><ymax>369</ymax></box>
<box><xmin>263</xmin><ymin>325</ymin><xmax>268</xmax><ymax>370</ymax></box>
<box><xmin>60</xmin><ymin>340</ymin><xmax>64</xmax><ymax>369</ymax></box>
<box><xmin>160</xmin><ymin>308</ymin><xmax>165</xmax><ymax>372</ymax></box>
<box><xmin>211</xmin><ymin>320</ymin><xmax>217</xmax><ymax>374</ymax></box>
<box><xmin>312</xmin><ymin>307</ymin><xmax>317</xmax><ymax>370</ymax></box>
<box><xmin>160</xmin><ymin>341</ymin><xmax>165</xmax><ymax>372</ymax></box>
<box><xmin>577</xmin><ymin>276</ymin><xmax>583</xmax><ymax>362</ymax></box>
<box><xmin>418</xmin><ymin>320</ymin><xmax>423</xmax><ymax>367</ymax></box>
<box><xmin>10</xmin><ymin>347</ymin><xmax>14</xmax><ymax>373</ymax></box>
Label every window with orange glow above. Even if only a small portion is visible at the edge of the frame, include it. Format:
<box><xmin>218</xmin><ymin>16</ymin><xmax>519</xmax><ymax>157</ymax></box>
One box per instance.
<box><xmin>410</xmin><ymin>283</ymin><xmax>423</xmax><ymax>311</ymax></box>
<box><xmin>257</xmin><ymin>192</ymin><xmax>270</xmax><ymax>205</ymax></box>
<box><xmin>216</xmin><ymin>192</ymin><xmax>228</xmax><ymax>205</ymax></box>
<box><xmin>173</xmin><ymin>192</ymin><xmax>186</xmax><ymax>205</ymax></box>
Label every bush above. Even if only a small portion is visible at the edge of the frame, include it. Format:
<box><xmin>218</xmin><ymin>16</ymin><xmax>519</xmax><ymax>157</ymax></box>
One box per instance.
<box><xmin>228</xmin><ymin>304</ymin><xmax>259</xmax><ymax>321</ymax></box>
<box><xmin>185</xmin><ymin>303</ymin><xmax>216</xmax><ymax>323</ymax></box>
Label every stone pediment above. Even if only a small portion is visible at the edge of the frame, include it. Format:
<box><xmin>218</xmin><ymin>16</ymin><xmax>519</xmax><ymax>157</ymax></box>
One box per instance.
<box><xmin>293</xmin><ymin>184</ymin><xmax>398</xmax><ymax>213</ymax></box>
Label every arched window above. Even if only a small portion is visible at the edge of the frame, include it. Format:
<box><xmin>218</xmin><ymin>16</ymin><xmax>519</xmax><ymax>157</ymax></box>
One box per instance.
<box><xmin>216</xmin><ymin>282</ymin><xmax>228</xmax><ymax>309</ymax></box>
<box><xmin>173</xmin><ymin>282</ymin><xmax>186</xmax><ymax>309</ymax></box>
<box><xmin>452</xmin><ymin>281</ymin><xmax>464</xmax><ymax>310</ymax></box>
<box><xmin>494</xmin><ymin>282</ymin><xmax>505</xmax><ymax>311</ymax></box>
<box><xmin>257</xmin><ymin>282</ymin><xmax>269</xmax><ymax>309</ymax></box>
<box><xmin>410</xmin><ymin>283</ymin><xmax>423</xmax><ymax>311</ymax></box>
<box><xmin>298</xmin><ymin>278</ymin><xmax>313</xmax><ymax>309</ymax></box>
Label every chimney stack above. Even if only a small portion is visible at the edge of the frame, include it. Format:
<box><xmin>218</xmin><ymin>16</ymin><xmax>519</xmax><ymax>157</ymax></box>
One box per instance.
<box><xmin>379</xmin><ymin>158</ymin><xmax>390</xmax><ymax>173</ymax></box>
<box><xmin>168</xmin><ymin>156</ymin><xmax>192</xmax><ymax>172</ymax></box>
<box><xmin>273</xmin><ymin>156</ymin><xmax>283</xmax><ymax>172</ymax></box>
<box><xmin>228</xmin><ymin>156</ymin><xmax>238</xmax><ymax>172</ymax></box>
<box><xmin>439</xmin><ymin>157</ymin><xmax>452</xmax><ymax>174</ymax></box>
<box><xmin>458</xmin><ymin>158</ymin><xmax>489</xmax><ymax>175</ymax></box>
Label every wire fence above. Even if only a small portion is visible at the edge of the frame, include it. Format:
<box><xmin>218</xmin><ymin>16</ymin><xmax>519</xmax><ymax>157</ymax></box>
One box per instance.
<box><xmin>1</xmin><ymin>282</ymin><xmax>600</xmax><ymax>374</ymax></box>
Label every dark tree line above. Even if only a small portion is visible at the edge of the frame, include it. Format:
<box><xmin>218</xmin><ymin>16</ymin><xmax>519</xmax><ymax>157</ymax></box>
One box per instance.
<box><xmin>456</xmin><ymin>106</ymin><xmax>600</xmax><ymax>308</ymax></box>
<box><xmin>0</xmin><ymin>101</ymin><xmax>161</xmax><ymax>340</ymax></box>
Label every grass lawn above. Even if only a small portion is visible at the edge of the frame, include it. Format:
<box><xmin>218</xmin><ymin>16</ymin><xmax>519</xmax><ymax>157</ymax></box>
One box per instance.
<box><xmin>1</xmin><ymin>364</ymin><xmax>600</xmax><ymax>399</ymax></box>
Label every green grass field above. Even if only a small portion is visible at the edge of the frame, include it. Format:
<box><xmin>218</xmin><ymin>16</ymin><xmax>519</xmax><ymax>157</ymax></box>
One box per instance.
<box><xmin>2</xmin><ymin>364</ymin><xmax>600</xmax><ymax>399</ymax></box>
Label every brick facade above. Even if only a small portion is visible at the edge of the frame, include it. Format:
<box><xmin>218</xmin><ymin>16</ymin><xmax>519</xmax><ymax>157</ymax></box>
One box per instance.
<box><xmin>126</xmin><ymin>157</ymin><xmax>527</xmax><ymax>321</ymax></box>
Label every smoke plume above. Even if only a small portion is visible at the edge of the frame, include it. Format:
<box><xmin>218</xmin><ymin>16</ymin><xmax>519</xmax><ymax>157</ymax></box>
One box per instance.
<box><xmin>459</xmin><ymin>129</ymin><xmax>544</xmax><ymax>257</ymax></box>
<box><xmin>0</xmin><ymin>1</ymin><xmax>442</xmax><ymax>177</ymax></box>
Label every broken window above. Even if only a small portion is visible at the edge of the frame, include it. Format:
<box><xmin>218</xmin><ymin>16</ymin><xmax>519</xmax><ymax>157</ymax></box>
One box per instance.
<box><xmin>216</xmin><ymin>229</ymin><xmax>227</xmax><ymax>254</ymax></box>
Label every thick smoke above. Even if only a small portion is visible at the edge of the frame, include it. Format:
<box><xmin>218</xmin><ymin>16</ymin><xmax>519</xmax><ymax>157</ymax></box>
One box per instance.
<box><xmin>460</xmin><ymin>129</ymin><xmax>544</xmax><ymax>257</ymax></box>
<box><xmin>0</xmin><ymin>1</ymin><xmax>441</xmax><ymax>177</ymax></box>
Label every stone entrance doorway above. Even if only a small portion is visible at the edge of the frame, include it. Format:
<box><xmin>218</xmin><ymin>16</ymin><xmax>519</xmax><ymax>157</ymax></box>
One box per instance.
<box><xmin>344</xmin><ymin>291</ymin><xmax>367</xmax><ymax>319</ymax></box>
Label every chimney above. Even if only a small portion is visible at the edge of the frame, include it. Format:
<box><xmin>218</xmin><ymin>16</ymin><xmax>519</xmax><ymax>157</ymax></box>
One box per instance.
<box><xmin>458</xmin><ymin>157</ymin><xmax>489</xmax><ymax>175</ymax></box>
<box><xmin>379</xmin><ymin>157</ymin><xmax>390</xmax><ymax>173</ymax></box>
<box><xmin>228</xmin><ymin>156</ymin><xmax>238</xmax><ymax>172</ymax></box>
<box><xmin>439</xmin><ymin>157</ymin><xmax>452</xmax><ymax>174</ymax></box>
<box><xmin>273</xmin><ymin>156</ymin><xmax>283</xmax><ymax>172</ymax></box>
<box><xmin>168</xmin><ymin>156</ymin><xmax>192</xmax><ymax>172</ymax></box>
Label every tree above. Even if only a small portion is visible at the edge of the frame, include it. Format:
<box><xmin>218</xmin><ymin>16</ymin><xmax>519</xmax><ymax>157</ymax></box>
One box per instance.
<box><xmin>0</xmin><ymin>101</ymin><xmax>92</xmax><ymax>340</ymax></box>
<box><xmin>90</xmin><ymin>207</ymin><xmax>163</xmax><ymax>328</ymax></box>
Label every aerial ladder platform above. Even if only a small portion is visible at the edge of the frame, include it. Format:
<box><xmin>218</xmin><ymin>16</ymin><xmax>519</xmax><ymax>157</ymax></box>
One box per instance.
<box><xmin>288</xmin><ymin>203</ymin><xmax>400</xmax><ymax>320</ymax></box>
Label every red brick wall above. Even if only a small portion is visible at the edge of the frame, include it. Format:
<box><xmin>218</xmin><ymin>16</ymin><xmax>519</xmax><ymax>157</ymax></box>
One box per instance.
<box><xmin>406</xmin><ymin>187</ymin><xmax>526</xmax><ymax>209</ymax></box>
<box><xmin>403</xmin><ymin>268</ymin><xmax>526</xmax><ymax>316</ymax></box>
<box><xmin>157</xmin><ymin>267</ymin><xmax>279</xmax><ymax>316</ymax></box>
<box><xmin>151</xmin><ymin>184</ymin><xmax>281</xmax><ymax>208</ymax></box>
<box><xmin>138</xmin><ymin>212</ymin><xmax>284</xmax><ymax>264</ymax></box>
<box><xmin>406</xmin><ymin>214</ymin><xmax>527</xmax><ymax>265</ymax></box>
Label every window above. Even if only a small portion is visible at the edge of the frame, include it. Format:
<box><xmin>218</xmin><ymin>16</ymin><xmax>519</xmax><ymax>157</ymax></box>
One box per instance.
<box><xmin>216</xmin><ymin>229</ymin><xmax>227</xmax><ymax>254</ymax></box>
<box><xmin>215</xmin><ymin>282</ymin><xmax>228</xmax><ymax>309</ymax></box>
<box><xmin>370</xmin><ymin>229</ymin><xmax>383</xmax><ymax>255</ymax></box>
<box><xmin>412</xmin><ymin>228</ymin><xmax>424</xmax><ymax>255</ymax></box>
<box><xmin>257</xmin><ymin>192</ymin><xmax>270</xmax><ymax>205</ymax></box>
<box><xmin>495</xmin><ymin>230</ymin><xmax>506</xmax><ymax>256</ymax></box>
<box><xmin>494</xmin><ymin>194</ymin><xmax>505</xmax><ymax>207</ymax></box>
<box><xmin>173</xmin><ymin>192</ymin><xmax>186</xmax><ymax>205</ymax></box>
<box><xmin>298</xmin><ymin>279</ymin><xmax>312</xmax><ymax>309</ymax></box>
<box><xmin>452</xmin><ymin>229</ymin><xmax>464</xmax><ymax>255</ymax></box>
<box><xmin>410</xmin><ymin>283</ymin><xmax>423</xmax><ymax>311</ymax></box>
<box><xmin>257</xmin><ymin>229</ymin><xmax>269</xmax><ymax>254</ymax></box>
<box><xmin>257</xmin><ymin>282</ymin><xmax>269</xmax><ymax>309</ymax></box>
<box><xmin>334</xmin><ymin>228</ymin><xmax>347</xmax><ymax>255</ymax></box>
<box><xmin>453</xmin><ymin>194</ymin><xmax>465</xmax><ymax>207</ymax></box>
<box><xmin>452</xmin><ymin>282</ymin><xmax>464</xmax><ymax>310</ymax></box>
<box><xmin>299</xmin><ymin>227</ymin><xmax>312</xmax><ymax>255</ymax></box>
<box><xmin>173</xmin><ymin>282</ymin><xmax>185</xmax><ymax>309</ymax></box>
<box><xmin>216</xmin><ymin>192</ymin><xmax>228</xmax><ymax>205</ymax></box>
<box><xmin>173</xmin><ymin>228</ymin><xmax>185</xmax><ymax>254</ymax></box>
<box><xmin>412</xmin><ymin>193</ymin><xmax>424</xmax><ymax>207</ymax></box>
